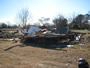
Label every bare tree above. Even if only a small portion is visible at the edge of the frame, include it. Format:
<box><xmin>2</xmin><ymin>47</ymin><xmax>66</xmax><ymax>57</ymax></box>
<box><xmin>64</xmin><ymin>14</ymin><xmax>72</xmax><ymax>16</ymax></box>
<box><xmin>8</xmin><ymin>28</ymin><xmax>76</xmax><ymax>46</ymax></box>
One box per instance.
<box><xmin>68</xmin><ymin>12</ymin><xmax>78</xmax><ymax>29</ymax></box>
<box><xmin>16</xmin><ymin>8</ymin><xmax>31</xmax><ymax>28</ymax></box>
<box><xmin>68</xmin><ymin>12</ymin><xmax>78</xmax><ymax>23</ymax></box>
<box><xmin>39</xmin><ymin>17</ymin><xmax>50</xmax><ymax>26</ymax></box>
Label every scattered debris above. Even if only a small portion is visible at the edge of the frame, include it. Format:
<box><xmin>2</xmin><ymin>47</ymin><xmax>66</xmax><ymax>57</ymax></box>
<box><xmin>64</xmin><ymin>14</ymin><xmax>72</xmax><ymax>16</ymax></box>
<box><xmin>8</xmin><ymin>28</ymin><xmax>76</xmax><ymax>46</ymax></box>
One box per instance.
<box><xmin>24</xmin><ymin>25</ymin><xmax>40</xmax><ymax>36</ymax></box>
<box><xmin>78</xmin><ymin>58</ymin><xmax>90</xmax><ymax>68</ymax></box>
<box><xmin>0</xmin><ymin>25</ymin><xmax>90</xmax><ymax>47</ymax></box>
<box><xmin>66</xmin><ymin>63</ymin><xmax>70</xmax><ymax>68</ymax></box>
<box><xmin>67</xmin><ymin>45</ymin><xmax>73</xmax><ymax>47</ymax></box>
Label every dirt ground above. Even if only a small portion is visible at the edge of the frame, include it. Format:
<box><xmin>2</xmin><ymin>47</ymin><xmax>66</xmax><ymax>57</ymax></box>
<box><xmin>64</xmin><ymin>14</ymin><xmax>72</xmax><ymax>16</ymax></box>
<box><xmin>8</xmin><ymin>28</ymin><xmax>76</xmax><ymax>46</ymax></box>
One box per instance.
<box><xmin>0</xmin><ymin>41</ymin><xmax>90</xmax><ymax>68</ymax></box>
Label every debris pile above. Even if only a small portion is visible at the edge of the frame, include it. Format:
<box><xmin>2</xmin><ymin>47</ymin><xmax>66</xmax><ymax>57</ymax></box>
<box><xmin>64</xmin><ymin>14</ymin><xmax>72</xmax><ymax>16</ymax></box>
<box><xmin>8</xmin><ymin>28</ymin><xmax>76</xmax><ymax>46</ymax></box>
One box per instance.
<box><xmin>0</xmin><ymin>25</ymin><xmax>90</xmax><ymax>47</ymax></box>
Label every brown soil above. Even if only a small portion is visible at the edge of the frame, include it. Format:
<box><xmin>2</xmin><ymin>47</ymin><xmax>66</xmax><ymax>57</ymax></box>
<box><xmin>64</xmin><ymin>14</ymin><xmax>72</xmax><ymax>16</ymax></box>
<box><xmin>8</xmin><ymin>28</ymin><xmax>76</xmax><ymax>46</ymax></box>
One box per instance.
<box><xmin>0</xmin><ymin>40</ymin><xmax>90</xmax><ymax>68</ymax></box>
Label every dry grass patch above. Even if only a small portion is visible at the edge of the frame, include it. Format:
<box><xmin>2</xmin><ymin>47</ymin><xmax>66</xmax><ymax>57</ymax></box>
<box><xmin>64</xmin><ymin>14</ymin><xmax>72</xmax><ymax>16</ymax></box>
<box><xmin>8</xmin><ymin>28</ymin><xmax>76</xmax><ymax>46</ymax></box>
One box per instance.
<box><xmin>0</xmin><ymin>41</ymin><xmax>90</xmax><ymax>68</ymax></box>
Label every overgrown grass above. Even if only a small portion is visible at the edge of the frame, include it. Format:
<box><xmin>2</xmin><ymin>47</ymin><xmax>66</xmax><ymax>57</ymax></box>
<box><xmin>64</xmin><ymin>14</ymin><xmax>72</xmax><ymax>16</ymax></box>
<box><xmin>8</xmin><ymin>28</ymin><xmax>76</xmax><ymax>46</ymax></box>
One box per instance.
<box><xmin>2</xmin><ymin>28</ymin><xmax>17</xmax><ymax>31</ymax></box>
<box><xmin>0</xmin><ymin>41</ymin><xmax>10</xmax><ymax>43</ymax></box>
<box><xmin>70</xmin><ymin>30</ymin><xmax>90</xmax><ymax>33</ymax></box>
<box><xmin>70</xmin><ymin>45</ymin><xmax>90</xmax><ymax>51</ymax></box>
<box><xmin>70</xmin><ymin>46</ymin><xmax>82</xmax><ymax>49</ymax></box>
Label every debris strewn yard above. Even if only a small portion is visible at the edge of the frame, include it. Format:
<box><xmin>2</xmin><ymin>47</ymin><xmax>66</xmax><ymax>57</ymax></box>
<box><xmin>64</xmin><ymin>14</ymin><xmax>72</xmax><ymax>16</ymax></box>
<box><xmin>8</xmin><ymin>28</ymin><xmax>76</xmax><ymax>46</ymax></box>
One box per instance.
<box><xmin>1</xmin><ymin>0</ymin><xmax>90</xmax><ymax>68</ymax></box>
<box><xmin>0</xmin><ymin>28</ymin><xmax>90</xmax><ymax>68</ymax></box>
<box><xmin>0</xmin><ymin>41</ymin><xmax>90</xmax><ymax>68</ymax></box>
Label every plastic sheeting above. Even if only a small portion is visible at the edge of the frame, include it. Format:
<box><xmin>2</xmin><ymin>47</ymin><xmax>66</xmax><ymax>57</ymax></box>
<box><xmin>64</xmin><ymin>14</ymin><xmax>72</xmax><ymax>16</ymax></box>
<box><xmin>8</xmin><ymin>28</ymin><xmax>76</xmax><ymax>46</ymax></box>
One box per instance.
<box><xmin>28</xmin><ymin>26</ymin><xmax>40</xmax><ymax>36</ymax></box>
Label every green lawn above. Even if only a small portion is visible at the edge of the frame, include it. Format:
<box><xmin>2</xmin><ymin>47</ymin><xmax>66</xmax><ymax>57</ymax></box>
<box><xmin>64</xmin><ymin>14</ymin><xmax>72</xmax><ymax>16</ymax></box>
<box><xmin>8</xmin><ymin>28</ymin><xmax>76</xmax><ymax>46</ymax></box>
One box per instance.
<box><xmin>70</xmin><ymin>30</ymin><xmax>90</xmax><ymax>33</ymax></box>
<box><xmin>0</xmin><ymin>41</ymin><xmax>10</xmax><ymax>43</ymax></box>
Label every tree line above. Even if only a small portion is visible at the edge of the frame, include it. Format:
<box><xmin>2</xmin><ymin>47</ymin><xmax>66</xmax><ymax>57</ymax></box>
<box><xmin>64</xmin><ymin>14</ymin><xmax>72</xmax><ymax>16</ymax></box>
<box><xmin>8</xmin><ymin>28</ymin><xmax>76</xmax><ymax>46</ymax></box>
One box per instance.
<box><xmin>1</xmin><ymin>8</ymin><xmax>90</xmax><ymax>30</ymax></box>
<box><xmin>0</xmin><ymin>23</ymin><xmax>18</xmax><ymax>28</ymax></box>
<box><xmin>16</xmin><ymin>8</ymin><xmax>90</xmax><ymax>30</ymax></box>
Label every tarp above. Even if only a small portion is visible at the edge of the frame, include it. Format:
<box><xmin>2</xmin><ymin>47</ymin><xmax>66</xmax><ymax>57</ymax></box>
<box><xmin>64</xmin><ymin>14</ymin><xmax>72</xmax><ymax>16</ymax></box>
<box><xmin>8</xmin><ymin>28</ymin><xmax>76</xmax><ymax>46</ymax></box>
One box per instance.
<box><xmin>58</xmin><ymin>27</ymin><xmax>69</xmax><ymax>34</ymax></box>
<box><xmin>28</xmin><ymin>26</ymin><xmax>40</xmax><ymax>36</ymax></box>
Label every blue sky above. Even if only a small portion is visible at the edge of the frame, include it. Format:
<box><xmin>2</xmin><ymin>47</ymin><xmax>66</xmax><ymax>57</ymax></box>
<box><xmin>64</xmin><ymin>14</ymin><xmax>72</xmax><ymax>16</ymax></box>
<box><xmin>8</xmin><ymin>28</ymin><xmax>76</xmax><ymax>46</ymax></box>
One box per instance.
<box><xmin>0</xmin><ymin>0</ymin><xmax>90</xmax><ymax>24</ymax></box>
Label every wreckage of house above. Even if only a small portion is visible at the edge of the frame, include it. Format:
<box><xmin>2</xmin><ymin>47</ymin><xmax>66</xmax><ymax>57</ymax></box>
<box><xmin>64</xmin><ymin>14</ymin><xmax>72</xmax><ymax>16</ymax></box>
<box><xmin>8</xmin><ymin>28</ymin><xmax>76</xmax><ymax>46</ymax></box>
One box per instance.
<box><xmin>21</xmin><ymin>25</ymin><xmax>78</xmax><ymax>45</ymax></box>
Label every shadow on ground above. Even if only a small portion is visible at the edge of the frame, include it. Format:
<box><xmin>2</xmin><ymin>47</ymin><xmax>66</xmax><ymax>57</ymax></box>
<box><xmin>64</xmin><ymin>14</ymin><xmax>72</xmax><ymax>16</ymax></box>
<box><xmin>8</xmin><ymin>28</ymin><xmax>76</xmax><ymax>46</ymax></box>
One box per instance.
<box><xmin>4</xmin><ymin>42</ymin><xmax>68</xmax><ymax>51</ymax></box>
<box><xmin>4</xmin><ymin>44</ymin><xmax>24</xmax><ymax>51</ymax></box>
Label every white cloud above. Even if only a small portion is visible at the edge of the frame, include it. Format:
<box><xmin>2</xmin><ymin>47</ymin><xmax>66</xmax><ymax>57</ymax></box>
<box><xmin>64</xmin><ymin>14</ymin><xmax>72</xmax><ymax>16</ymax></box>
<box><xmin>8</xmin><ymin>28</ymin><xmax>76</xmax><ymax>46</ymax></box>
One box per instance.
<box><xmin>0</xmin><ymin>18</ymin><xmax>15</xmax><ymax>25</ymax></box>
